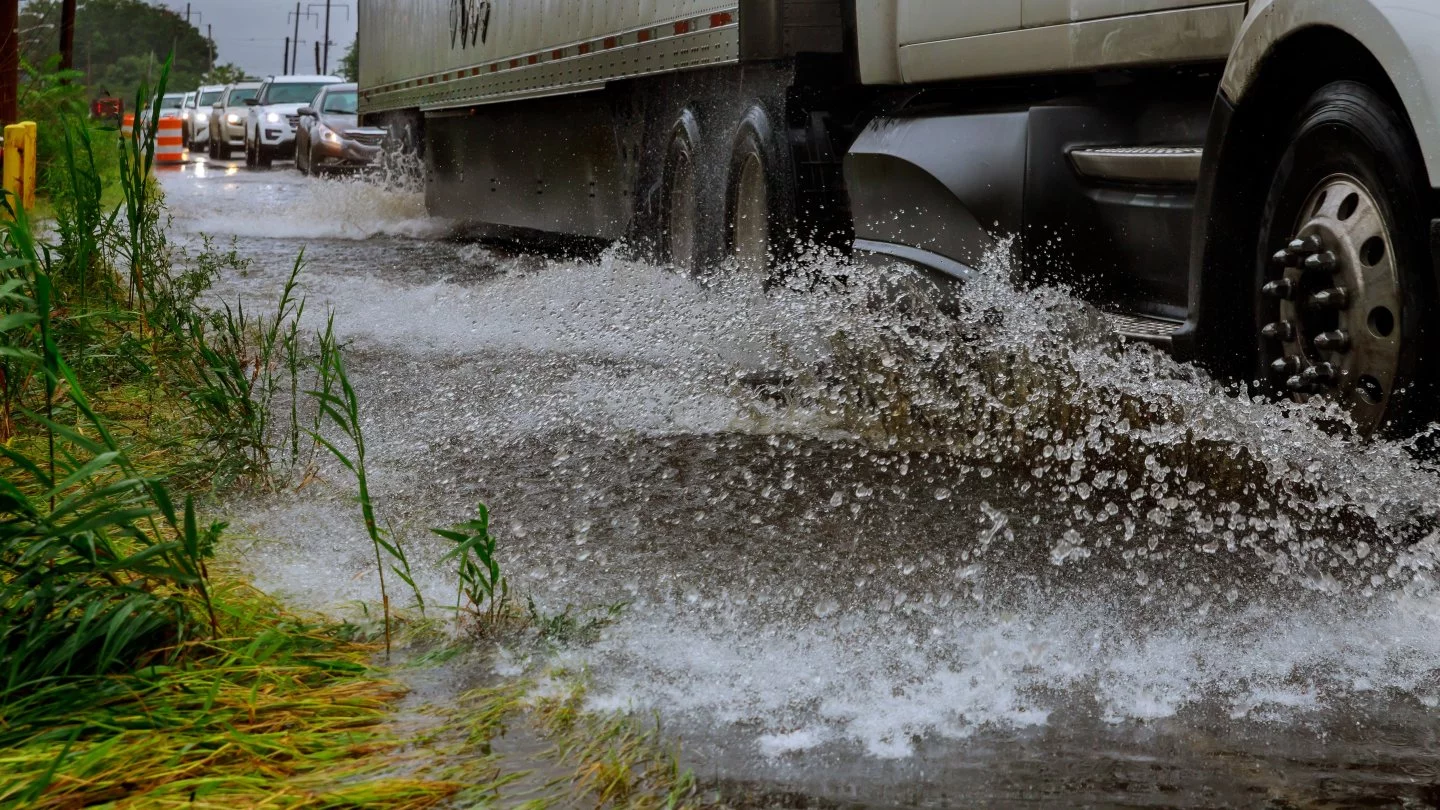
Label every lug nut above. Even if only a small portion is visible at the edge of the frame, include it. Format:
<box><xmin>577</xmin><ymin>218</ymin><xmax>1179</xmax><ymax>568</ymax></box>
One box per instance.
<box><xmin>1262</xmin><ymin>321</ymin><xmax>1296</xmax><ymax>341</ymax></box>
<box><xmin>1272</xmin><ymin>249</ymin><xmax>1294</xmax><ymax>267</ymax></box>
<box><xmin>1303</xmin><ymin>251</ymin><xmax>1339</xmax><ymax>273</ymax></box>
<box><xmin>1270</xmin><ymin>356</ymin><xmax>1301</xmax><ymax>377</ymax></box>
<box><xmin>1302</xmin><ymin>362</ymin><xmax>1339</xmax><ymax>386</ymax></box>
<box><xmin>1263</xmin><ymin>279</ymin><xmax>1297</xmax><ymax>300</ymax></box>
<box><xmin>1309</xmin><ymin>288</ymin><xmax>1350</xmax><ymax>310</ymax></box>
<box><xmin>1287</xmin><ymin>235</ymin><xmax>1323</xmax><ymax>256</ymax></box>
<box><xmin>1313</xmin><ymin>330</ymin><xmax>1351</xmax><ymax>352</ymax></box>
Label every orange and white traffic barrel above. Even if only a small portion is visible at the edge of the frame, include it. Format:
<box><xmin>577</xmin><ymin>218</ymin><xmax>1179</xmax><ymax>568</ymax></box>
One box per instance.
<box><xmin>121</xmin><ymin>113</ymin><xmax>134</xmax><ymax>138</ymax></box>
<box><xmin>155</xmin><ymin>118</ymin><xmax>184</xmax><ymax>164</ymax></box>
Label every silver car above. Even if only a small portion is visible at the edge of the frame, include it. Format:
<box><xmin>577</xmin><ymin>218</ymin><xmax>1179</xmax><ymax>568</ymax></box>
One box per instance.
<box><xmin>207</xmin><ymin>82</ymin><xmax>260</xmax><ymax>160</ymax></box>
<box><xmin>187</xmin><ymin>85</ymin><xmax>226</xmax><ymax>150</ymax></box>
<box><xmin>295</xmin><ymin>83</ymin><xmax>386</xmax><ymax>175</ymax></box>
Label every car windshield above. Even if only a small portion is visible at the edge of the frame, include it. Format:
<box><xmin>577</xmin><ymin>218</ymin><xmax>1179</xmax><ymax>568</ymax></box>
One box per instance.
<box><xmin>264</xmin><ymin>83</ymin><xmax>330</xmax><ymax>105</ymax></box>
<box><xmin>321</xmin><ymin>91</ymin><xmax>357</xmax><ymax>115</ymax></box>
<box><xmin>227</xmin><ymin>87</ymin><xmax>258</xmax><ymax>105</ymax></box>
<box><xmin>161</xmin><ymin>94</ymin><xmax>184</xmax><ymax>109</ymax></box>
<box><xmin>198</xmin><ymin>90</ymin><xmax>222</xmax><ymax>106</ymax></box>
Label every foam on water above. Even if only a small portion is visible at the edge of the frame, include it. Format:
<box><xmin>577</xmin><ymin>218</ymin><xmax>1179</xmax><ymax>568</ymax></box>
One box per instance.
<box><xmin>167</xmin><ymin>167</ymin><xmax>1440</xmax><ymax>794</ymax></box>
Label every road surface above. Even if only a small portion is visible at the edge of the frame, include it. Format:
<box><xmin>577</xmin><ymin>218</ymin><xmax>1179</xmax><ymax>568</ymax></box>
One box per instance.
<box><xmin>162</xmin><ymin>158</ymin><xmax>1440</xmax><ymax>808</ymax></box>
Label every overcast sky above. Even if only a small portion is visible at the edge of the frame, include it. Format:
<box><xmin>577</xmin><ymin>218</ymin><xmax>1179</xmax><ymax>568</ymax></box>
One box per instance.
<box><xmin>151</xmin><ymin>0</ymin><xmax>358</xmax><ymax>78</ymax></box>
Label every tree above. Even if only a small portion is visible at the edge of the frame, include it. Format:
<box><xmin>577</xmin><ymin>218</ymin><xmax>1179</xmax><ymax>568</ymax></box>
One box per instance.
<box><xmin>202</xmin><ymin>63</ymin><xmax>248</xmax><ymax>85</ymax></box>
<box><xmin>19</xmin><ymin>0</ymin><xmax>214</xmax><ymax>99</ymax></box>
<box><xmin>338</xmin><ymin>39</ymin><xmax>357</xmax><ymax>83</ymax></box>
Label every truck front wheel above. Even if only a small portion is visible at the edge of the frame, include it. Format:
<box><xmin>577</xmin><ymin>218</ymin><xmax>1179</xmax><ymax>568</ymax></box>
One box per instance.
<box><xmin>1255</xmin><ymin>80</ymin><xmax>1437</xmax><ymax>436</ymax></box>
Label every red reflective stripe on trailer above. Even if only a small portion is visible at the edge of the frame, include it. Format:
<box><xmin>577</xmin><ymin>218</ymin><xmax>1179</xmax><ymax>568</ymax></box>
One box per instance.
<box><xmin>552</xmin><ymin>49</ymin><xmax>564</xmax><ymax>60</ymax></box>
<box><xmin>637</xmin><ymin>29</ymin><xmax>651</xmax><ymax>42</ymax></box>
<box><xmin>603</xmin><ymin>36</ymin><xmax>617</xmax><ymax>49</ymax></box>
<box><xmin>710</xmin><ymin>12</ymin><xmax>733</xmax><ymax>28</ymax></box>
<box><xmin>674</xmin><ymin>20</ymin><xmax>691</xmax><ymax>35</ymax></box>
<box><xmin>578</xmin><ymin>43</ymin><xmax>591</xmax><ymax>54</ymax></box>
<box><xmin>527</xmin><ymin>54</ymin><xmax>538</xmax><ymax>65</ymax></box>
<box><xmin>491</xmin><ymin>63</ymin><xmax>500</xmax><ymax>72</ymax></box>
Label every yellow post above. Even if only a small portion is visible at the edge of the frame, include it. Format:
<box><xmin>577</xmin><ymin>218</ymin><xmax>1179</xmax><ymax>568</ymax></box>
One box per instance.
<box><xmin>2</xmin><ymin>121</ymin><xmax>36</xmax><ymax>216</ymax></box>
<box><xmin>20</xmin><ymin>121</ymin><xmax>36</xmax><ymax>211</ymax></box>
<box><xmin>3</xmin><ymin>123</ymin><xmax>22</xmax><ymax>215</ymax></box>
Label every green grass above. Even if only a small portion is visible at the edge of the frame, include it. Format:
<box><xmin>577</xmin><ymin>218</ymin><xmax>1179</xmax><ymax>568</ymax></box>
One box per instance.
<box><xmin>0</xmin><ymin>583</ymin><xmax>465</xmax><ymax>809</ymax></box>
<box><xmin>0</xmin><ymin>56</ymin><xmax>471</xmax><ymax>808</ymax></box>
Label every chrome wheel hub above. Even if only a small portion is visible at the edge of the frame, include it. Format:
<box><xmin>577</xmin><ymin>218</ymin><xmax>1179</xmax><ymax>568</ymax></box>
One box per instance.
<box><xmin>1263</xmin><ymin>174</ymin><xmax>1402</xmax><ymax>432</ymax></box>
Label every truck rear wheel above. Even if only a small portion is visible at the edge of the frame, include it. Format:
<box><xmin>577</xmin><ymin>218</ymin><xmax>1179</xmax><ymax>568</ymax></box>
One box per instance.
<box><xmin>661</xmin><ymin>111</ymin><xmax>703</xmax><ymax>273</ymax></box>
<box><xmin>726</xmin><ymin>105</ymin><xmax>795</xmax><ymax>283</ymax></box>
<box><xmin>1255</xmin><ymin>80</ymin><xmax>1437</xmax><ymax>436</ymax></box>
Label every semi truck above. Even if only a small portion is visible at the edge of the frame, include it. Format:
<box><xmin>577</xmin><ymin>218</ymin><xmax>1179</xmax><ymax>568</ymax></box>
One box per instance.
<box><xmin>357</xmin><ymin>1</ymin><xmax>1440</xmax><ymax>436</ymax></box>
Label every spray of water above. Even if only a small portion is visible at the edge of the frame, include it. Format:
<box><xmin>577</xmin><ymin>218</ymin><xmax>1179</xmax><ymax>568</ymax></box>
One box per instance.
<box><xmin>166</xmin><ymin>170</ymin><xmax>1440</xmax><ymax>779</ymax></box>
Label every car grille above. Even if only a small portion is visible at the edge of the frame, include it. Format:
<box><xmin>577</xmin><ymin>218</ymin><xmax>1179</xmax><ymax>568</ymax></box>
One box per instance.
<box><xmin>286</xmin><ymin>115</ymin><xmax>300</xmax><ymax>129</ymax></box>
<box><xmin>348</xmin><ymin>132</ymin><xmax>385</xmax><ymax>147</ymax></box>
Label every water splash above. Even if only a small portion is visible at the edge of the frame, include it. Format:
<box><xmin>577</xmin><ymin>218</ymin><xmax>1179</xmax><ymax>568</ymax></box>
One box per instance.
<box><xmin>167</xmin><ymin>166</ymin><xmax>1440</xmax><ymax>800</ymax></box>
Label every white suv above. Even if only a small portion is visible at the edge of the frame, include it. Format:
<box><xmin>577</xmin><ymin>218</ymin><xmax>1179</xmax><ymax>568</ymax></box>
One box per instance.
<box><xmin>244</xmin><ymin>74</ymin><xmax>343</xmax><ymax>168</ymax></box>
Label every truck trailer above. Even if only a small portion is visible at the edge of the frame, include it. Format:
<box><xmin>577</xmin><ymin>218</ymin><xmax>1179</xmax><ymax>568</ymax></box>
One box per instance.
<box><xmin>357</xmin><ymin>1</ymin><xmax>1440</xmax><ymax>436</ymax></box>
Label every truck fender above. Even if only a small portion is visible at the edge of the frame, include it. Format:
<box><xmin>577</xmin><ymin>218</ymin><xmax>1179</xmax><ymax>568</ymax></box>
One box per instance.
<box><xmin>1224</xmin><ymin>0</ymin><xmax>1440</xmax><ymax>187</ymax></box>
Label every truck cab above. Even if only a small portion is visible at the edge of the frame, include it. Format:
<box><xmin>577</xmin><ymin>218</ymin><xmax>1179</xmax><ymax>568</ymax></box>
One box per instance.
<box><xmin>847</xmin><ymin>0</ymin><xmax>1440</xmax><ymax>436</ymax></box>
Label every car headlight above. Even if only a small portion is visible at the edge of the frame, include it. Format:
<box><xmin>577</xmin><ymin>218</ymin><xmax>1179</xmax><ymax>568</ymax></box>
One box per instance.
<box><xmin>266</xmin><ymin>112</ymin><xmax>282</xmax><ymax>124</ymax></box>
<box><xmin>226</xmin><ymin>113</ymin><xmax>241</xmax><ymax>124</ymax></box>
<box><xmin>180</xmin><ymin>110</ymin><xmax>189</xmax><ymax>120</ymax></box>
<box><xmin>320</xmin><ymin>127</ymin><xmax>342</xmax><ymax>144</ymax></box>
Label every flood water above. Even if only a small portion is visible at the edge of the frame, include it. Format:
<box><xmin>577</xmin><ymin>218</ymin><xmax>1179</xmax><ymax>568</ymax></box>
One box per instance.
<box><xmin>162</xmin><ymin>159</ymin><xmax>1440</xmax><ymax>808</ymax></box>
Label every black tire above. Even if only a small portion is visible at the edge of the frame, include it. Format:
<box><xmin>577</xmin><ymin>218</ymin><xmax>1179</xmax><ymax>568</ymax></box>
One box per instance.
<box><xmin>725</xmin><ymin>104</ymin><xmax>797</xmax><ymax>283</ymax></box>
<box><xmin>256</xmin><ymin>140</ymin><xmax>273</xmax><ymax>169</ymax></box>
<box><xmin>1255</xmin><ymin>80</ymin><xmax>1438</xmax><ymax>437</ymax></box>
<box><xmin>660</xmin><ymin>110</ymin><xmax>703</xmax><ymax>273</ymax></box>
<box><xmin>243</xmin><ymin>133</ymin><xmax>255</xmax><ymax>168</ymax></box>
<box><xmin>297</xmin><ymin>136</ymin><xmax>310</xmax><ymax>175</ymax></box>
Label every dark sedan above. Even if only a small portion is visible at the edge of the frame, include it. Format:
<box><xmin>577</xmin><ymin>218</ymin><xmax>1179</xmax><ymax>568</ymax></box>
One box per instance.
<box><xmin>295</xmin><ymin>83</ymin><xmax>387</xmax><ymax>174</ymax></box>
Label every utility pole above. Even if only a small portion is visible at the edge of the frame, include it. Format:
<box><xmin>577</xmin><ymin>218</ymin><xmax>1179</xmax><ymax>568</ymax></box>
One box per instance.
<box><xmin>59</xmin><ymin>0</ymin><xmax>77</xmax><ymax>72</ymax></box>
<box><xmin>313</xmin><ymin>41</ymin><xmax>321</xmax><ymax>75</ymax></box>
<box><xmin>283</xmin><ymin>37</ymin><xmax>290</xmax><ymax>75</ymax></box>
<box><xmin>0</xmin><ymin>0</ymin><xmax>17</xmax><ymax>125</ymax></box>
<box><xmin>207</xmin><ymin>24</ymin><xmax>213</xmax><ymax>70</ymax></box>
<box><xmin>308</xmin><ymin>2</ymin><xmax>350</xmax><ymax>75</ymax></box>
<box><xmin>291</xmin><ymin>2</ymin><xmax>301</xmax><ymax>74</ymax></box>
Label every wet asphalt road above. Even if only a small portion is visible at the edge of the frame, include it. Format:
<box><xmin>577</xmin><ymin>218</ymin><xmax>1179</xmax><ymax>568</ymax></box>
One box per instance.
<box><xmin>163</xmin><ymin>157</ymin><xmax>1440</xmax><ymax>808</ymax></box>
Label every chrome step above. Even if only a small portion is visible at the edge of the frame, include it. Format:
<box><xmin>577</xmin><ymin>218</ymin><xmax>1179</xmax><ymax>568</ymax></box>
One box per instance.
<box><xmin>1069</xmin><ymin>146</ymin><xmax>1204</xmax><ymax>185</ymax></box>
<box><xmin>1107</xmin><ymin>312</ymin><xmax>1182</xmax><ymax>346</ymax></box>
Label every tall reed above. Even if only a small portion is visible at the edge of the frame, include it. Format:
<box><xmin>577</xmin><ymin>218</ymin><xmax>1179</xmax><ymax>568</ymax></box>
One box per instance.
<box><xmin>116</xmin><ymin>56</ymin><xmax>170</xmax><ymax>323</ymax></box>
<box><xmin>308</xmin><ymin>336</ymin><xmax>423</xmax><ymax>657</ymax></box>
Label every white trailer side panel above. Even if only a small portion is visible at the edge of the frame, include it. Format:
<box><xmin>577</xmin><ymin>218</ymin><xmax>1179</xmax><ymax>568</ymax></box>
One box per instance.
<box><xmin>359</xmin><ymin>0</ymin><xmax>741</xmax><ymax>115</ymax></box>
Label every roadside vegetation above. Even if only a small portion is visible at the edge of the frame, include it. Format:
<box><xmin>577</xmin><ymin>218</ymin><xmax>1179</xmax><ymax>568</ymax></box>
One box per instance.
<box><xmin>0</xmin><ymin>60</ymin><xmax>720</xmax><ymax>809</ymax></box>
